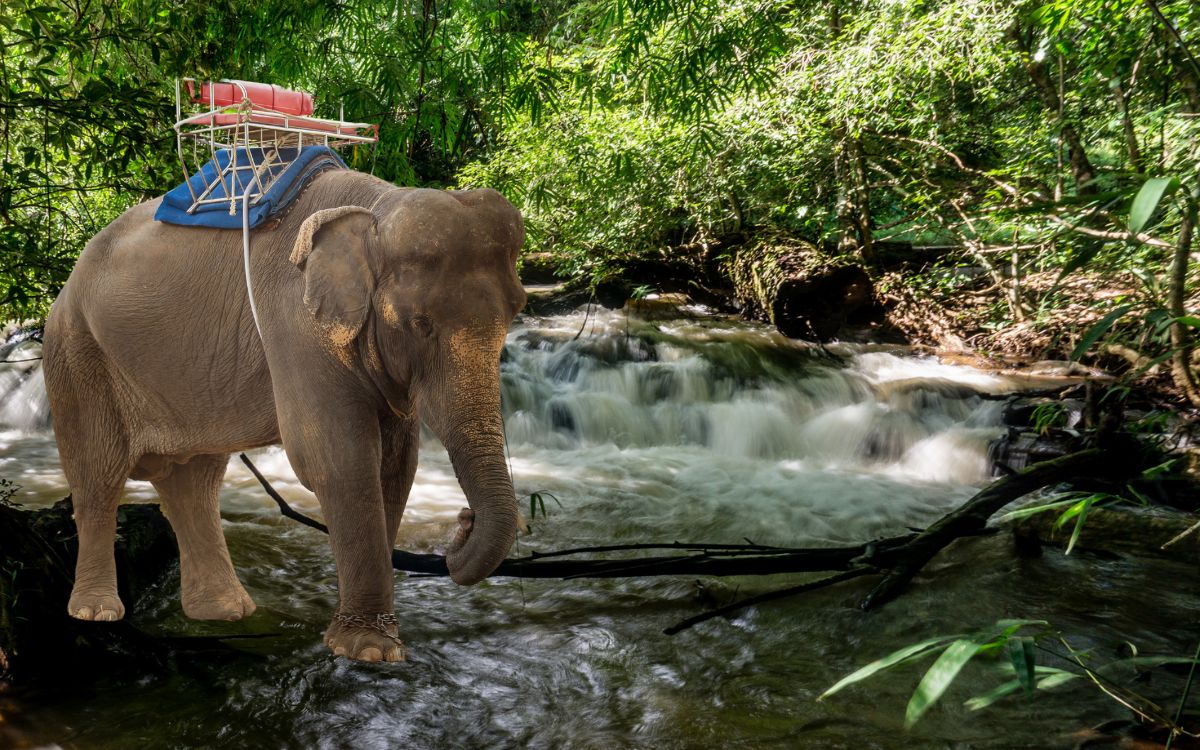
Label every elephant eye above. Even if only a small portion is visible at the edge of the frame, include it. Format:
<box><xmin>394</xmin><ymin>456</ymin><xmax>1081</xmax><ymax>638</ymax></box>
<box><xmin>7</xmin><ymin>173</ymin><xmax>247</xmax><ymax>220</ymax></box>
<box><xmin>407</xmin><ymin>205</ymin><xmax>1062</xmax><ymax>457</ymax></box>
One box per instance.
<box><xmin>409</xmin><ymin>315</ymin><xmax>434</xmax><ymax>338</ymax></box>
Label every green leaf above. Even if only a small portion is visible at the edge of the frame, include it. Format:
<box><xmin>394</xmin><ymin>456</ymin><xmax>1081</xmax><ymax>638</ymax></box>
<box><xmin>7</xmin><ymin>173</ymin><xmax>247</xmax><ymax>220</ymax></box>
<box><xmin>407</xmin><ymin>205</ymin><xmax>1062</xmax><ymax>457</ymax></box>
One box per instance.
<box><xmin>1008</xmin><ymin>637</ymin><xmax>1037</xmax><ymax>698</ymax></box>
<box><xmin>964</xmin><ymin>679</ymin><xmax>1022</xmax><ymax>711</ymax></box>
<box><xmin>819</xmin><ymin>636</ymin><xmax>957</xmax><ymax>701</ymax></box>
<box><xmin>905</xmin><ymin>639</ymin><xmax>980</xmax><ymax>728</ymax></box>
<box><xmin>1070</xmin><ymin>305</ymin><xmax>1133</xmax><ymax>362</ymax></box>
<box><xmin>964</xmin><ymin>667</ymin><xmax>1080</xmax><ymax>711</ymax></box>
<box><xmin>1128</xmin><ymin>177</ymin><xmax>1182</xmax><ymax>235</ymax></box>
<box><xmin>1064</xmin><ymin>494</ymin><xmax>1095</xmax><ymax>554</ymax></box>
<box><xmin>998</xmin><ymin>498</ymin><xmax>1084</xmax><ymax>522</ymax></box>
<box><xmin>1034</xmin><ymin>671</ymin><xmax>1079</xmax><ymax>690</ymax></box>
<box><xmin>1101</xmin><ymin>656</ymin><xmax>1200</xmax><ymax>670</ymax></box>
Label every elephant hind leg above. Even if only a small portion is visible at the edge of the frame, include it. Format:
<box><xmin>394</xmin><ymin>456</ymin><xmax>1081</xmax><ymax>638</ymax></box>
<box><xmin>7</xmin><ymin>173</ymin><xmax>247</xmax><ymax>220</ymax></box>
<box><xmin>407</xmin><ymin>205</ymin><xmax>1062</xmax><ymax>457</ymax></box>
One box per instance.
<box><xmin>151</xmin><ymin>454</ymin><xmax>256</xmax><ymax>621</ymax></box>
<box><xmin>46</xmin><ymin>341</ymin><xmax>133</xmax><ymax>622</ymax></box>
<box><xmin>66</xmin><ymin>474</ymin><xmax>129</xmax><ymax>622</ymax></box>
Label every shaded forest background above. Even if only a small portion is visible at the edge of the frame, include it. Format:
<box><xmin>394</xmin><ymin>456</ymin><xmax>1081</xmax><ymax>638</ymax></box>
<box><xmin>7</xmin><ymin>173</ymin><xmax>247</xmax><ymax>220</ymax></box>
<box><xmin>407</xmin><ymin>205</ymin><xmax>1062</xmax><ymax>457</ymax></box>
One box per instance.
<box><xmin>1</xmin><ymin>0</ymin><xmax>1199</xmax><ymax>396</ymax></box>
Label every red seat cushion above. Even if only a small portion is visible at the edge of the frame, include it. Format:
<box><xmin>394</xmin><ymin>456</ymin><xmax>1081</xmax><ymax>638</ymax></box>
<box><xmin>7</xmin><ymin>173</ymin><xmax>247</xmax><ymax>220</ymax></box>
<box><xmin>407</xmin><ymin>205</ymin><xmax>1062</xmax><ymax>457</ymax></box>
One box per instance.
<box><xmin>187</xmin><ymin>80</ymin><xmax>315</xmax><ymax>116</ymax></box>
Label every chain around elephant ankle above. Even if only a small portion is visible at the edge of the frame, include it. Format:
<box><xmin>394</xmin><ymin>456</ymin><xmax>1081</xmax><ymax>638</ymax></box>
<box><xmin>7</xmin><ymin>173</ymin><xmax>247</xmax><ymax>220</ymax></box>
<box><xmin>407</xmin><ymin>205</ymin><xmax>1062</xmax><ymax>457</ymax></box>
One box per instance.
<box><xmin>333</xmin><ymin>612</ymin><xmax>404</xmax><ymax>646</ymax></box>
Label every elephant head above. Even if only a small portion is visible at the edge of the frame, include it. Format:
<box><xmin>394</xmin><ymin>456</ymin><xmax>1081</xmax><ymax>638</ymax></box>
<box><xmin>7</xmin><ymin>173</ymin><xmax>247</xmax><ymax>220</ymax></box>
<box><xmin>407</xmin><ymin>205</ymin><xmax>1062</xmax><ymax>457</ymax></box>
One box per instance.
<box><xmin>289</xmin><ymin>188</ymin><xmax>526</xmax><ymax>585</ymax></box>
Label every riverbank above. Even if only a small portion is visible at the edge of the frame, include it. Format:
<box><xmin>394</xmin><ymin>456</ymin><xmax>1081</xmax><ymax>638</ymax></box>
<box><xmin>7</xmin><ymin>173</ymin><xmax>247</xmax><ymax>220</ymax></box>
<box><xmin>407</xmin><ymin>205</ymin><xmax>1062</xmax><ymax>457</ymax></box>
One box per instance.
<box><xmin>522</xmin><ymin>243</ymin><xmax>1200</xmax><ymax>409</ymax></box>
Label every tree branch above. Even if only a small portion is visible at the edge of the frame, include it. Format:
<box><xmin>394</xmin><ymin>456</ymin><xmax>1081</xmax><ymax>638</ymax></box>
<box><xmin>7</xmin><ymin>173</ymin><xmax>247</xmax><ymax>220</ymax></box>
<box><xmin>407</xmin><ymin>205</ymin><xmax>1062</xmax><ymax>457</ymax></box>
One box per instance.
<box><xmin>858</xmin><ymin>448</ymin><xmax>1109</xmax><ymax>610</ymax></box>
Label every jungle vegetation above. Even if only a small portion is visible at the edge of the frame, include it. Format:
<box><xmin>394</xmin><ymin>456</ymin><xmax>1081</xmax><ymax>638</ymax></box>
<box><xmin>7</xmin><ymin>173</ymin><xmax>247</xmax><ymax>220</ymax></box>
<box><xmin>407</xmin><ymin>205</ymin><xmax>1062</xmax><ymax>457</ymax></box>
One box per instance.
<box><xmin>1</xmin><ymin>0</ymin><xmax>1198</xmax><ymax>392</ymax></box>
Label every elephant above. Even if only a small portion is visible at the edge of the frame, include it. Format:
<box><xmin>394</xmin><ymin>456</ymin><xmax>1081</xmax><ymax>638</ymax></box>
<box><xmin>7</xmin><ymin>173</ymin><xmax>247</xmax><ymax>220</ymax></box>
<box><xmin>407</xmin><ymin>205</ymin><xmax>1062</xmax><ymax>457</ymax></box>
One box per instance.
<box><xmin>42</xmin><ymin>169</ymin><xmax>527</xmax><ymax>662</ymax></box>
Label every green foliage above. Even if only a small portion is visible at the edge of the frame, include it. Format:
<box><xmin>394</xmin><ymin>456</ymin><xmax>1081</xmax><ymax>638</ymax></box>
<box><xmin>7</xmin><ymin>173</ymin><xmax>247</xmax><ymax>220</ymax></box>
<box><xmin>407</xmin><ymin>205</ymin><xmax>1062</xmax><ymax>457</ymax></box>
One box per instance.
<box><xmin>525</xmin><ymin>490</ymin><xmax>561</xmax><ymax>533</ymax></box>
<box><xmin>822</xmin><ymin>618</ymin><xmax>1200</xmax><ymax>732</ymax></box>
<box><xmin>3</xmin><ymin>0</ymin><xmax>1200</xmax><ymax>366</ymax></box>
<box><xmin>0</xmin><ymin>0</ymin><xmax>532</xmax><ymax>317</ymax></box>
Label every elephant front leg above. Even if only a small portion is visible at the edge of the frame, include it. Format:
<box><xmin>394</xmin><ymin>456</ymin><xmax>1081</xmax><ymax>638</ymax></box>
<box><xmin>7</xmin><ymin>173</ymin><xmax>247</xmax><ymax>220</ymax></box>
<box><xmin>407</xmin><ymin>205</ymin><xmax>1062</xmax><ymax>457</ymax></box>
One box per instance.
<box><xmin>316</xmin><ymin>476</ymin><xmax>406</xmax><ymax>663</ymax></box>
<box><xmin>380</xmin><ymin>412</ymin><xmax>419</xmax><ymax>545</ymax></box>
<box><xmin>281</xmin><ymin>406</ymin><xmax>405</xmax><ymax>663</ymax></box>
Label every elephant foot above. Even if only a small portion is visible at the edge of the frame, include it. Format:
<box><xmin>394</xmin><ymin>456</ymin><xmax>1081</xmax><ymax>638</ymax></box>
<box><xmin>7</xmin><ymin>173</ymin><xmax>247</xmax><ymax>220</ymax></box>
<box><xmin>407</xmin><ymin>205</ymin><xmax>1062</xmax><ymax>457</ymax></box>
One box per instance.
<box><xmin>325</xmin><ymin>612</ymin><xmax>406</xmax><ymax>663</ymax></box>
<box><xmin>181</xmin><ymin>583</ymin><xmax>256</xmax><ymax>624</ymax></box>
<box><xmin>68</xmin><ymin>587</ymin><xmax>125</xmax><ymax>622</ymax></box>
<box><xmin>449</xmin><ymin>508</ymin><xmax>474</xmax><ymax>552</ymax></box>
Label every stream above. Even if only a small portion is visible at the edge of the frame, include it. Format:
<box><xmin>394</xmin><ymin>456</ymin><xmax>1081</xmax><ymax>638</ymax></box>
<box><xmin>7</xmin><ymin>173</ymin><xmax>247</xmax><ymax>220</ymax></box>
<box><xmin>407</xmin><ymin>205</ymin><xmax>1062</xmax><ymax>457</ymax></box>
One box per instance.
<box><xmin>1</xmin><ymin>304</ymin><xmax>1197</xmax><ymax>749</ymax></box>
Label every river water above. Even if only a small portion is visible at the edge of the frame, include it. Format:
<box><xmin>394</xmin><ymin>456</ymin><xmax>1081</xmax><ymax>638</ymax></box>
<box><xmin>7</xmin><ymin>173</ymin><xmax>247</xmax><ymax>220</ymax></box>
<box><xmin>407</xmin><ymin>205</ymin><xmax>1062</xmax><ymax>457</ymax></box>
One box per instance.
<box><xmin>1</xmin><ymin>305</ymin><xmax>1196</xmax><ymax>749</ymax></box>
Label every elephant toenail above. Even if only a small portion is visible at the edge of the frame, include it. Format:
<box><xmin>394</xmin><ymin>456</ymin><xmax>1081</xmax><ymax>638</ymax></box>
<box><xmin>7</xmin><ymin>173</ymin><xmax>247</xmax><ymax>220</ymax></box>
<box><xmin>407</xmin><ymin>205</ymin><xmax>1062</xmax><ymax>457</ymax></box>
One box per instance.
<box><xmin>359</xmin><ymin>647</ymin><xmax>382</xmax><ymax>662</ymax></box>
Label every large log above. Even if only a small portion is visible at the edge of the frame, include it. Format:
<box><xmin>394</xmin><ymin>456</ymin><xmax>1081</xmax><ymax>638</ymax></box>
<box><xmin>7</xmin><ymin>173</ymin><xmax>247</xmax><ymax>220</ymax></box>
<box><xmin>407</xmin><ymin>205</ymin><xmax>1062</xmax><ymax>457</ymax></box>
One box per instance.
<box><xmin>0</xmin><ymin>498</ymin><xmax>178</xmax><ymax>683</ymax></box>
<box><xmin>728</xmin><ymin>237</ymin><xmax>874</xmax><ymax>341</ymax></box>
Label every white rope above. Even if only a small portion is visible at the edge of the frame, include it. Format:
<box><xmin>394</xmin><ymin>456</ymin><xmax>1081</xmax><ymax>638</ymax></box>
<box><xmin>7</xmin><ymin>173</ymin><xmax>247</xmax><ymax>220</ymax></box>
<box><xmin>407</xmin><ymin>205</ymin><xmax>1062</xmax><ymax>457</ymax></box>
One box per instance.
<box><xmin>242</xmin><ymin>178</ymin><xmax>264</xmax><ymax>340</ymax></box>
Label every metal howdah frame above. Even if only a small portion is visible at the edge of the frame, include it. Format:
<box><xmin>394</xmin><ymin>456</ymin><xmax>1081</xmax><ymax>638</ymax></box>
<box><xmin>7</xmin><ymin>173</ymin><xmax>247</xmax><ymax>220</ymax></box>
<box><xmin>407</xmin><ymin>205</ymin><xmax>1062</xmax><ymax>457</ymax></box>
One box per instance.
<box><xmin>172</xmin><ymin>78</ymin><xmax>379</xmax><ymax>216</ymax></box>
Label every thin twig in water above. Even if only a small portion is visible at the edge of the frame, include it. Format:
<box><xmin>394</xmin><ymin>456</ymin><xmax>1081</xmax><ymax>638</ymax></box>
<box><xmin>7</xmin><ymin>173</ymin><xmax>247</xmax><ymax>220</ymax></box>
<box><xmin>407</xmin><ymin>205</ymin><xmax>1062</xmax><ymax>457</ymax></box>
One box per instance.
<box><xmin>663</xmin><ymin>569</ymin><xmax>872</xmax><ymax>635</ymax></box>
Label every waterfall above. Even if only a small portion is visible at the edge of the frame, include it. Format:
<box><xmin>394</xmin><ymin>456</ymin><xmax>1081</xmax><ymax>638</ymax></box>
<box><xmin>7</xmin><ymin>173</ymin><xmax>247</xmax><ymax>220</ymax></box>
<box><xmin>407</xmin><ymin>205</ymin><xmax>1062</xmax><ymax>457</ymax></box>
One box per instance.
<box><xmin>499</xmin><ymin>308</ymin><xmax>1023</xmax><ymax>481</ymax></box>
<box><xmin>0</xmin><ymin>332</ymin><xmax>49</xmax><ymax>432</ymax></box>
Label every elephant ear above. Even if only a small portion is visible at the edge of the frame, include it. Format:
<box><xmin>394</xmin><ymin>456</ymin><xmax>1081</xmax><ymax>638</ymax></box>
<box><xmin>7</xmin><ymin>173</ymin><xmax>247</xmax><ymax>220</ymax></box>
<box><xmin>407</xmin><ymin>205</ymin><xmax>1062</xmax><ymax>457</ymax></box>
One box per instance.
<box><xmin>290</xmin><ymin>206</ymin><xmax>377</xmax><ymax>346</ymax></box>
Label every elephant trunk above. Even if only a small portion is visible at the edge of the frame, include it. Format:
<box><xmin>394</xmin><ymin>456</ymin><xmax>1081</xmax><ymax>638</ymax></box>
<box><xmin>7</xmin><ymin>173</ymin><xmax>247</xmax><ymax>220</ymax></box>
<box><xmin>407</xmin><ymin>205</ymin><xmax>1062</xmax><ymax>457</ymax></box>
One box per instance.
<box><xmin>440</xmin><ymin>411</ymin><xmax>518</xmax><ymax>585</ymax></box>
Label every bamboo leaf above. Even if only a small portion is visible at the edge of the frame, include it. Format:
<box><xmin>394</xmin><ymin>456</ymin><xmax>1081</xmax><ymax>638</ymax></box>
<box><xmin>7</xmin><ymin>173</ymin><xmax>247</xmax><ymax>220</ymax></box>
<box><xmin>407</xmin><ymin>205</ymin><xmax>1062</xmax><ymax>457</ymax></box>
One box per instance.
<box><xmin>1064</xmin><ymin>495</ymin><xmax>1095</xmax><ymax>554</ymax></box>
<box><xmin>819</xmin><ymin>637</ymin><xmax>957</xmax><ymax>701</ymax></box>
<box><xmin>905</xmin><ymin>639</ymin><xmax>980</xmax><ymax>728</ymax></box>
<box><xmin>1008</xmin><ymin>637</ymin><xmax>1037</xmax><ymax>698</ymax></box>
<box><xmin>999</xmin><ymin>498</ymin><xmax>1084</xmax><ymax>522</ymax></box>
<box><xmin>965</xmin><ymin>667</ymin><xmax>1080</xmax><ymax>711</ymax></box>
<box><xmin>1070</xmin><ymin>305</ymin><xmax>1133</xmax><ymax>362</ymax></box>
<box><xmin>1128</xmin><ymin>176</ymin><xmax>1181</xmax><ymax>235</ymax></box>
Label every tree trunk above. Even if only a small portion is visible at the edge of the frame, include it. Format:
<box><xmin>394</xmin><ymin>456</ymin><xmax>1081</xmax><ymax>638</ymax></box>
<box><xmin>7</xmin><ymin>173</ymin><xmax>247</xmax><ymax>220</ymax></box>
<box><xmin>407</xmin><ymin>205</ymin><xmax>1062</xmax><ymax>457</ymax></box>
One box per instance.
<box><xmin>827</xmin><ymin>5</ymin><xmax>875</xmax><ymax>266</ymax></box>
<box><xmin>727</xmin><ymin>237</ymin><xmax>874</xmax><ymax>341</ymax></box>
<box><xmin>1008</xmin><ymin>24</ymin><xmax>1098</xmax><ymax>194</ymax></box>
<box><xmin>1114</xmin><ymin>76</ymin><xmax>1145</xmax><ymax>173</ymax></box>
<box><xmin>1168</xmin><ymin>193</ymin><xmax>1200</xmax><ymax>407</ymax></box>
<box><xmin>833</xmin><ymin>124</ymin><xmax>876</xmax><ymax>266</ymax></box>
<box><xmin>1152</xmin><ymin>4</ymin><xmax>1200</xmax><ymax>114</ymax></box>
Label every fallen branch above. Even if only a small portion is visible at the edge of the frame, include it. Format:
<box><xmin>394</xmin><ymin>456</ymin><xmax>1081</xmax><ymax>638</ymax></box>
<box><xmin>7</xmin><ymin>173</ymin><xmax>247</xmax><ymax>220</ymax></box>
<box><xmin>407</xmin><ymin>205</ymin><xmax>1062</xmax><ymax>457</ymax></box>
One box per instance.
<box><xmin>238</xmin><ymin>452</ymin><xmax>915</xmax><ymax>579</ymax></box>
<box><xmin>240</xmin><ymin>444</ymin><xmax>1133</xmax><ymax>631</ymax></box>
<box><xmin>858</xmin><ymin>448</ymin><xmax>1108</xmax><ymax>610</ymax></box>
<box><xmin>663</xmin><ymin>569</ymin><xmax>872</xmax><ymax>635</ymax></box>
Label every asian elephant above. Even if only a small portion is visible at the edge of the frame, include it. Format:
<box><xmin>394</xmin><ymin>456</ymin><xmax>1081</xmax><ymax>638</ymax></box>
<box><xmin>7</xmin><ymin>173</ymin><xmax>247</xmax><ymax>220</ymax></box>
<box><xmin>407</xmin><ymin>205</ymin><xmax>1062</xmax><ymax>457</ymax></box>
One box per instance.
<box><xmin>42</xmin><ymin>169</ymin><xmax>526</xmax><ymax>662</ymax></box>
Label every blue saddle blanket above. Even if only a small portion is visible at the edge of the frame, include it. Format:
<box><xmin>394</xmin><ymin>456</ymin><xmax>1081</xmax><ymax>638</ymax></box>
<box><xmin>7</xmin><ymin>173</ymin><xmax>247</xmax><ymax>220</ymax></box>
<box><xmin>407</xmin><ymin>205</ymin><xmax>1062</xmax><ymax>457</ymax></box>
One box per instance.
<box><xmin>154</xmin><ymin>145</ymin><xmax>346</xmax><ymax>229</ymax></box>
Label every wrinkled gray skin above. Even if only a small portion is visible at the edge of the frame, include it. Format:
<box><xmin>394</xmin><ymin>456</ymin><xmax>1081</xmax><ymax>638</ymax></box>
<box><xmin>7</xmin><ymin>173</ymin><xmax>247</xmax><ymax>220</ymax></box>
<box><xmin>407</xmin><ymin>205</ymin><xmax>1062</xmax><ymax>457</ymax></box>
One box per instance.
<box><xmin>42</xmin><ymin>170</ymin><xmax>526</xmax><ymax>662</ymax></box>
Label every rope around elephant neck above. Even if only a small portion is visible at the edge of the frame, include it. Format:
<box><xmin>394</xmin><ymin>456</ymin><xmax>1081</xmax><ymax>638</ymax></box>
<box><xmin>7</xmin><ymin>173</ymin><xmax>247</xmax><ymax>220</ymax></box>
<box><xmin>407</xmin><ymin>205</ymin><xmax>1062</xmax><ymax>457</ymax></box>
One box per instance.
<box><xmin>368</xmin><ymin>186</ymin><xmax>405</xmax><ymax>212</ymax></box>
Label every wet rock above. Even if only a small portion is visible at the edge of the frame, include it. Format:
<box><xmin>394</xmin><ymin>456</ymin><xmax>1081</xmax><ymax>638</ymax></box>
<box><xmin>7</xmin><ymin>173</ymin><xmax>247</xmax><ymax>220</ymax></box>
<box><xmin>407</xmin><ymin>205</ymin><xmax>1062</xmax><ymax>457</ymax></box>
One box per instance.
<box><xmin>549</xmin><ymin>401</ymin><xmax>577</xmax><ymax>434</ymax></box>
<box><xmin>518</xmin><ymin>253</ymin><xmax>566</xmax><ymax>284</ymax></box>
<box><xmin>1009</xmin><ymin>505</ymin><xmax>1200</xmax><ymax>563</ymax></box>
<box><xmin>624</xmin><ymin>293</ymin><xmax>694</xmax><ymax>321</ymax></box>
<box><xmin>0</xmin><ymin>498</ymin><xmax>178</xmax><ymax>684</ymax></box>
<box><xmin>989</xmin><ymin>429</ymin><xmax>1082</xmax><ymax>474</ymax></box>
<box><xmin>516</xmin><ymin>329</ymin><xmax>573</xmax><ymax>352</ymax></box>
<box><xmin>727</xmin><ymin>239</ymin><xmax>875</xmax><ymax>342</ymax></box>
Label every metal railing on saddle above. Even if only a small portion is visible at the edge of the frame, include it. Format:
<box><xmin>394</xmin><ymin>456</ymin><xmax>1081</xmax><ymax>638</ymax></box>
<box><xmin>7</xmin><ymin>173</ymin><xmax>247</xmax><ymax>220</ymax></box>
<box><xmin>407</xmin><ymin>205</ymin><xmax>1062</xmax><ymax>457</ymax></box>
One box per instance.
<box><xmin>171</xmin><ymin>78</ymin><xmax>378</xmax><ymax>217</ymax></box>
